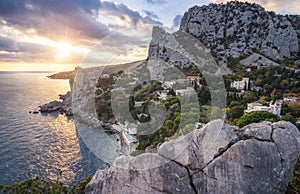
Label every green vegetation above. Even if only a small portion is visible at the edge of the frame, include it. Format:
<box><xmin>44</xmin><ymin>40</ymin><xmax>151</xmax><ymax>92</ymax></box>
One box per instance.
<box><xmin>0</xmin><ymin>177</ymin><xmax>67</xmax><ymax>194</ymax></box>
<box><xmin>69</xmin><ymin>175</ymin><xmax>93</xmax><ymax>194</ymax></box>
<box><xmin>0</xmin><ymin>175</ymin><xmax>93</xmax><ymax>194</ymax></box>
<box><xmin>95</xmin><ymin>71</ymin><xmax>123</xmax><ymax>122</ymax></box>
<box><xmin>236</xmin><ymin>111</ymin><xmax>279</xmax><ymax>128</ymax></box>
<box><xmin>227</xmin><ymin>105</ymin><xmax>245</xmax><ymax>122</ymax></box>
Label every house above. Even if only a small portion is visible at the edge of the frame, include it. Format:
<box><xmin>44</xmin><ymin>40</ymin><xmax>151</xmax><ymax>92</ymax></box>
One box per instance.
<box><xmin>187</xmin><ymin>76</ymin><xmax>201</xmax><ymax>87</ymax></box>
<box><xmin>283</xmin><ymin>97</ymin><xmax>297</xmax><ymax>104</ymax></box>
<box><xmin>188</xmin><ymin>76</ymin><xmax>201</xmax><ymax>82</ymax></box>
<box><xmin>245</xmin><ymin>101</ymin><xmax>282</xmax><ymax>116</ymax></box>
<box><xmin>158</xmin><ymin>90</ymin><xmax>168</xmax><ymax>100</ymax></box>
<box><xmin>175</xmin><ymin>87</ymin><xmax>194</xmax><ymax>97</ymax></box>
<box><xmin>231</xmin><ymin>78</ymin><xmax>250</xmax><ymax>91</ymax></box>
<box><xmin>245</xmin><ymin>64</ymin><xmax>258</xmax><ymax>72</ymax></box>
<box><xmin>125</xmin><ymin>120</ymin><xmax>138</xmax><ymax>135</ymax></box>
<box><xmin>269</xmin><ymin>101</ymin><xmax>282</xmax><ymax>116</ymax></box>
<box><xmin>134</xmin><ymin>101</ymin><xmax>145</xmax><ymax>108</ymax></box>
<box><xmin>163</xmin><ymin>81</ymin><xmax>176</xmax><ymax>89</ymax></box>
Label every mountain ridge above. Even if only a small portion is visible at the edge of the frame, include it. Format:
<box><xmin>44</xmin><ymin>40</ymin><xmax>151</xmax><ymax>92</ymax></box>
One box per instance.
<box><xmin>179</xmin><ymin>1</ymin><xmax>300</xmax><ymax>69</ymax></box>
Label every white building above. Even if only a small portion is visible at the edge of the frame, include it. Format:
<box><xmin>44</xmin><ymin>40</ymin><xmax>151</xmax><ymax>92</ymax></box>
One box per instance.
<box><xmin>175</xmin><ymin>87</ymin><xmax>194</xmax><ymax>97</ymax></box>
<box><xmin>283</xmin><ymin>97</ymin><xmax>297</xmax><ymax>104</ymax></box>
<box><xmin>231</xmin><ymin>78</ymin><xmax>250</xmax><ymax>91</ymax></box>
<box><xmin>245</xmin><ymin>101</ymin><xmax>282</xmax><ymax>116</ymax></box>
<box><xmin>158</xmin><ymin>90</ymin><xmax>168</xmax><ymax>100</ymax></box>
<box><xmin>269</xmin><ymin>101</ymin><xmax>282</xmax><ymax>116</ymax></box>
<box><xmin>163</xmin><ymin>81</ymin><xmax>176</xmax><ymax>89</ymax></box>
<box><xmin>125</xmin><ymin>120</ymin><xmax>138</xmax><ymax>135</ymax></box>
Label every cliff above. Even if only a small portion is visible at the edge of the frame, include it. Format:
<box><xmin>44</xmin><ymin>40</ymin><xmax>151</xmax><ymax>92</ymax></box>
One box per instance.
<box><xmin>85</xmin><ymin>120</ymin><xmax>300</xmax><ymax>193</ymax></box>
<box><xmin>179</xmin><ymin>1</ymin><xmax>300</xmax><ymax>68</ymax></box>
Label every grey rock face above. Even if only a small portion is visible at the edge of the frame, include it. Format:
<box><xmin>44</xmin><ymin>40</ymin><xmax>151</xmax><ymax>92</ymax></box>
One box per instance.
<box><xmin>148</xmin><ymin>26</ymin><xmax>231</xmax><ymax>75</ymax></box>
<box><xmin>180</xmin><ymin>2</ymin><xmax>299</xmax><ymax>63</ymax></box>
<box><xmin>85</xmin><ymin>120</ymin><xmax>300</xmax><ymax>194</ymax></box>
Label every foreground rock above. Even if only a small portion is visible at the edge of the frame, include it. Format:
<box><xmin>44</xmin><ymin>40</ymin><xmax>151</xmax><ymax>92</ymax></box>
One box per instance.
<box><xmin>39</xmin><ymin>91</ymin><xmax>72</xmax><ymax>116</ymax></box>
<box><xmin>85</xmin><ymin>120</ymin><xmax>300</xmax><ymax>194</ymax></box>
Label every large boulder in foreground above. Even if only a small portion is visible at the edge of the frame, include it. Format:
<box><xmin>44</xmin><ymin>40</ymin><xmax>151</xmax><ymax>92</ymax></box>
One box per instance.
<box><xmin>85</xmin><ymin>120</ymin><xmax>300</xmax><ymax>194</ymax></box>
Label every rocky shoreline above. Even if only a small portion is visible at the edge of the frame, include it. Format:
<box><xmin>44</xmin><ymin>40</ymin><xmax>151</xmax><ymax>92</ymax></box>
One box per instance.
<box><xmin>39</xmin><ymin>91</ymin><xmax>73</xmax><ymax>116</ymax></box>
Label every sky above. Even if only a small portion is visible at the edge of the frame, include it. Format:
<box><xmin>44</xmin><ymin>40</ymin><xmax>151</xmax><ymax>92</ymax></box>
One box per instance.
<box><xmin>0</xmin><ymin>0</ymin><xmax>299</xmax><ymax>71</ymax></box>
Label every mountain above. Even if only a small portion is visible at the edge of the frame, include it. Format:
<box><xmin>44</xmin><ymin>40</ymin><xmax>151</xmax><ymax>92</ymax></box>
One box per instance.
<box><xmin>179</xmin><ymin>1</ymin><xmax>300</xmax><ymax>69</ymax></box>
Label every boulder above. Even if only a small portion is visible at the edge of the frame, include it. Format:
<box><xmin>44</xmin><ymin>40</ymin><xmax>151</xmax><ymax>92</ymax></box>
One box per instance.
<box><xmin>39</xmin><ymin>100</ymin><xmax>62</xmax><ymax>112</ymax></box>
<box><xmin>39</xmin><ymin>91</ymin><xmax>72</xmax><ymax>115</ymax></box>
<box><xmin>85</xmin><ymin>120</ymin><xmax>300</xmax><ymax>194</ymax></box>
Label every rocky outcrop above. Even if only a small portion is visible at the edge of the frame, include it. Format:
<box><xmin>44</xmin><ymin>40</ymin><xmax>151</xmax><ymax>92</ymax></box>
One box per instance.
<box><xmin>179</xmin><ymin>1</ymin><xmax>300</xmax><ymax>65</ymax></box>
<box><xmin>148</xmin><ymin>26</ymin><xmax>231</xmax><ymax>74</ymax></box>
<box><xmin>39</xmin><ymin>91</ymin><xmax>72</xmax><ymax>116</ymax></box>
<box><xmin>85</xmin><ymin>120</ymin><xmax>300</xmax><ymax>193</ymax></box>
<box><xmin>240</xmin><ymin>53</ymin><xmax>280</xmax><ymax>67</ymax></box>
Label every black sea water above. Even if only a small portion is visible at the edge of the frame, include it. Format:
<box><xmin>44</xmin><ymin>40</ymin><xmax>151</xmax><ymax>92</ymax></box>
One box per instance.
<box><xmin>0</xmin><ymin>72</ymin><xmax>105</xmax><ymax>187</ymax></box>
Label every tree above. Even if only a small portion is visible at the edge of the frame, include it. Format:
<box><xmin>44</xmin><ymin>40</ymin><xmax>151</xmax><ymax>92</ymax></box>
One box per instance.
<box><xmin>236</xmin><ymin>111</ymin><xmax>279</xmax><ymax>128</ymax></box>
<box><xmin>243</xmin><ymin>91</ymin><xmax>258</xmax><ymax>103</ymax></box>
<box><xmin>227</xmin><ymin>106</ymin><xmax>245</xmax><ymax>122</ymax></box>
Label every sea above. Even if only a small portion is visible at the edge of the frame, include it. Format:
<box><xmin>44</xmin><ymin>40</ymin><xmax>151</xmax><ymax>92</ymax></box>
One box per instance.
<box><xmin>0</xmin><ymin>72</ymin><xmax>106</xmax><ymax>187</ymax></box>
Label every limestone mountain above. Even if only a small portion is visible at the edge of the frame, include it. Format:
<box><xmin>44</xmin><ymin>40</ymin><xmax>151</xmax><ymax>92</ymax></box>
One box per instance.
<box><xmin>179</xmin><ymin>1</ymin><xmax>300</xmax><ymax>69</ymax></box>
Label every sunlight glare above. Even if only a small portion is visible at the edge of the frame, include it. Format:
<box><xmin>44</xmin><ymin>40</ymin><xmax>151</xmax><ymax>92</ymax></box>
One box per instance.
<box><xmin>56</xmin><ymin>42</ymin><xmax>72</xmax><ymax>59</ymax></box>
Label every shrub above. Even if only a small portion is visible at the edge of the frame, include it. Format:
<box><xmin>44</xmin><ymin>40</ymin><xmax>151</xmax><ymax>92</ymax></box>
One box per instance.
<box><xmin>236</xmin><ymin>111</ymin><xmax>279</xmax><ymax>128</ymax></box>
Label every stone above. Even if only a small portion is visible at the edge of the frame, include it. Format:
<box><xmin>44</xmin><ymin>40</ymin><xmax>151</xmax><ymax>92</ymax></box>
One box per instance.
<box><xmin>85</xmin><ymin>121</ymin><xmax>300</xmax><ymax>193</ymax></box>
<box><xmin>39</xmin><ymin>91</ymin><xmax>72</xmax><ymax>115</ymax></box>
<box><xmin>39</xmin><ymin>100</ymin><xmax>61</xmax><ymax>112</ymax></box>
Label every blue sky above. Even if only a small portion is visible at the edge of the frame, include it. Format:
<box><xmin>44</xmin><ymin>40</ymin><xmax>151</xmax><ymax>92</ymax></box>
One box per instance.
<box><xmin>0</xmin><ymin>0</ymin><xmax>298</xmax><ymax>71</ymax></box>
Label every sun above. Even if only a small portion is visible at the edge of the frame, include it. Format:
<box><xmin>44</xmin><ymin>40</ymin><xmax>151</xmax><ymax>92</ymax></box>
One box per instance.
<box><xmin>55</xmin><ymin>42</ymin><xmax>72</xmax><ymax>59</ymax></box>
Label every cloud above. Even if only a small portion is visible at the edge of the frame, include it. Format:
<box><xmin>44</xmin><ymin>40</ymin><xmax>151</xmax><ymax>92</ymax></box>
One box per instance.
<box><xmin>0</xmin><ymin>36</ymin><xmax>17</xmax><ymax>52</ymax></box>
<box><xmin>0</xmin><ymin>0</ymin><xmax>164</xmax><ymax>66</ymax></box>
<box><xmin>172</xmin><ymin>15</ymin><xmax>182</xmax><ymax>28</ymax></box>
<box><xmin>99</xmin><ymin>1</ymin><xmax>162</xmax><ymax>26</ymax></box>
<box><xmin>0</xmin><ymin>35</ymin><xmax>58</xmax><ymax>63</ymax></box>
<box><xmin>0</xmin><ymin>0</ymin><xmax>162</xmax><ymax>44</ymax></box>
<box><xmin>0</xmin><ymin>0</ymin><xmax>110</xmax><ymax>42</ymax></box>
<box><xmin>145</xmin><ymin>0</ymin><xmax>167</xmax><ymax>5</ymax></box>
<box><xmin>211</xmin><ymin>0</ymin><xmax>300</xmax><ymax>14</ymax></box>
<box><xmin>142</xmin><ymin>10</ymin><xmax>160</xmax><ymax>20</ymax></box>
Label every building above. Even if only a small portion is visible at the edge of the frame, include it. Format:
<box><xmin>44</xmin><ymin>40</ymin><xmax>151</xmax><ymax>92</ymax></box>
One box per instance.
<box><xmin>163</xmin><ymin>81</ymin><xmax>176</xmax><ymax>89</ymax></box>
<box><xmin>269</xmin><ymin>101</ymin><xmax>282</xmax><ymax>116</ymax></box>
<box><xmin>188</xmin><ymin>76</ymin><xmax>201</xmax><ymax>86</ymax></box>
<box><xmin>125</xmin><ymin>120</ymin><xmax>138</xmax><ymax>135</ymax></box>
<box><xmin>134</xmin><ymin>101</ymin><xmax>145</xmax><ymax>108</ymax></box>
<box><xmin>245</xmin><ymin>64</ymin><xmax>258</xmax><ymax>72</ymax></box>
<box><xmin>175</xmin><ymin>87</ymin><xmax>194</xmax><ymax>97</ymax></box>
<box><xmin>231</xmin><ymin>78</ymin><xmax>250</xmax><ymax>91</ymax></box>
<box><xmin>283</xmin><ymin>97</ymin><xmax>297</xmax><ymax>104</ymax></box>
<box><xmin>188</xmin><ymin>76</ymin><xmax>201</xmax><ymax>82</ymax></box>
<box><xmin>245</xmin><ymin>101</ymin><xmax>282</xmax><ymax>116</ymax></box>
<box><xmin>158</xmin><ymin>90</ymin><xmax>168</xmax><ymax>100</ymax></box>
